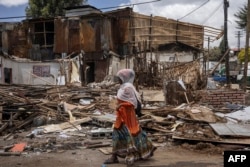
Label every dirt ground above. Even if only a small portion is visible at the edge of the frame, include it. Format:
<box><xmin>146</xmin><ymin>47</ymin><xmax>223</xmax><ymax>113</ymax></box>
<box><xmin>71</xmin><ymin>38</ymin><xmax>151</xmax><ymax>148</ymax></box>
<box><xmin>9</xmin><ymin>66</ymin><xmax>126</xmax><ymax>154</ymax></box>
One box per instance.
<box><xmin>0</xmin><ymin>136</ymin><xmax>227</xmax><ymax>167</ymax></box>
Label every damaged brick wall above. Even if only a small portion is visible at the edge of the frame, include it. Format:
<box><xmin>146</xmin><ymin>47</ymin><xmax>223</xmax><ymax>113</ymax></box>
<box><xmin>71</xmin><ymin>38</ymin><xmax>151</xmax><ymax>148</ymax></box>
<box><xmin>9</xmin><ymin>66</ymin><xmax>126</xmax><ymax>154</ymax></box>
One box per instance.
<box><xmin>202</xmin><ymin>90</ymin><xmax>245</xmax><ymax>107</ymax></box>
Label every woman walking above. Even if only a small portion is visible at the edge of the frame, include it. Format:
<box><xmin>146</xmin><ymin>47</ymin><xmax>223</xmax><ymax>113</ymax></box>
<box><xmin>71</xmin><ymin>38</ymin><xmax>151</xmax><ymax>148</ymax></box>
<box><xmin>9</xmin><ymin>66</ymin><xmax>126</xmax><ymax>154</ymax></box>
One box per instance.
<box><xmin>104</xmin><ymin>69</ymin><xmax>156</xmax><ymax>165</ymax></box>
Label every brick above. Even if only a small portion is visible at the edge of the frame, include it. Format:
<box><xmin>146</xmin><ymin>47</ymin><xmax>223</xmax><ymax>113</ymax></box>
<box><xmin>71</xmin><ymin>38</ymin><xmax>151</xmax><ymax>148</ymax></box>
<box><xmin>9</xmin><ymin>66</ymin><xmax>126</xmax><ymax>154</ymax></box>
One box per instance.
<box><xmin>205</xmin><ymin>97</ymin><xmax>213</xmax><ymax>100</ymax></box>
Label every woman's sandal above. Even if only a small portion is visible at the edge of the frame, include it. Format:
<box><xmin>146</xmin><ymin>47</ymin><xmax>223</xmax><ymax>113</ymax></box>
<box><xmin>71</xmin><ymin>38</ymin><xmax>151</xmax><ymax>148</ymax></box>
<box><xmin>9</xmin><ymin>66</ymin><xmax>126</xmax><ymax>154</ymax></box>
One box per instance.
<box><xmin>150</xmin><ymin>146</ymin><xmax>157</xmax><ymax>157</ymax></box>
<box><xmin>104</xmin><ymin>156</ymin><xmax>119</xmax><ymax>164</ymax></box>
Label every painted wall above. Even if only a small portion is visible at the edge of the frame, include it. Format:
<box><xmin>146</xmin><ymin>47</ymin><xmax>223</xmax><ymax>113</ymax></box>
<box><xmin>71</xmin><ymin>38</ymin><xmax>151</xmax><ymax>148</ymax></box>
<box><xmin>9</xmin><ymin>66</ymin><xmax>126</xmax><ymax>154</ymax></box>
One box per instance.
<box><xmin>147</xmin><ymin>52</ymin><xmax>195</xmax><ymax>62</ymax></box>
<box><xmin>108</xmin><ymin>56</ymin><xmax>127</xmax><ymax>76</ymax></box>
<box><xmin>0</xmin><ymin>57</ymin><xmax>63</xmax><ymax>85</ymax></box>
<box><xmin>108</xmin><ymin>51</ymin><xmax>198</xmax><ymax>77</ymax></box>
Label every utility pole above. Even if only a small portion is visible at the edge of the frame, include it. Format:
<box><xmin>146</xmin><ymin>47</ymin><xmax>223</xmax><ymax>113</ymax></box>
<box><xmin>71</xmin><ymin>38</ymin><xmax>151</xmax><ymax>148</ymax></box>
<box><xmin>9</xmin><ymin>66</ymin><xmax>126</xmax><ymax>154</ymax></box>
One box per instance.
<box><xmin>243</xmin><ymin>0</ymin><xmax>250</xmax><ymax>91</ymax></box>
<box><xmin>235</xmin><ymin>31</ymin><xmax>243</xmax><ymax>51</ymax></box>
<box><xmin>207</xmin><ymin>37</ymin><xmax>210</xmax><ymax>75</ymax></box>
<box><xmin>224</xmin><ymin>0</ymin><xmax>230</xmax><ymax>85</ymax></box>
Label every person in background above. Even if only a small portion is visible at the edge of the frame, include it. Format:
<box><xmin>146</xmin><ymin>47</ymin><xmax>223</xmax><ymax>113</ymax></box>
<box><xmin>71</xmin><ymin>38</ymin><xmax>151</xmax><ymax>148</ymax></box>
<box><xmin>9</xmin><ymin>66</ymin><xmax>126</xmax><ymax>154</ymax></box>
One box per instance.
<box><xmin>104</xmin><ymin>69</ymin><xmax>156</xmax><ymax>165</ymax></box>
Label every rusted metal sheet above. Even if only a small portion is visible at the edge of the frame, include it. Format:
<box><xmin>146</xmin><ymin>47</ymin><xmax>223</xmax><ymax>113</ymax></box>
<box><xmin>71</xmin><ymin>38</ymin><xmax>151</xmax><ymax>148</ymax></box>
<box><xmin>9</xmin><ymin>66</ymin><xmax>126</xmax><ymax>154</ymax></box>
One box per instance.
<box><xmin>106</xmin><ymin>8</ymin><xmax>131</xmax><ymax>55</ymax></box>
<box><xmin>101</xmin><ymin>18</ymin><xmax>114</xmax><ymax>53</ymax></box>
<box><xmin>94</xmin><ymin>61</ymin><xmax>108</xmax><ymax>82</ymax></box>
<box><xmin>11</xmin><ymin>24</ymin><xmax>30</xmax><ymax>58</ymax></box>
<box><xmin>209</xmin><ymin>123</ymin><xmax>250</xmax><ymax>137</ymax></box>
<box><xmin>1</xmin><ymin>30</ymin><xmax>10</xmax><ymax>53</ymax></box>
<box><xmin>54</xmin><ymin>18</ymin><xmax>68</xmax><ymax>53</ymax></box>
<box><xmin>1</xmin><ymin>22</ymin><xmax>30</xmax><ymax>58</ymax></box>
<box><xmin>80</xmin><ymin>19</ymin><xmax>99</xmax><ymax>52</ymax></box>
<box><xmin>68</xmin><ymin>19</ymin><xmax>81</xmax><ymax>53</ymax></box>
<box><xmin>1</xmin><ymin>23</ymin><xmax>14</xmax><ymax>54</ymax></box>
<box><xmin>80</xmin><ymin>16</ymin><xmax>113</xmax><ymax>53</ymax></box>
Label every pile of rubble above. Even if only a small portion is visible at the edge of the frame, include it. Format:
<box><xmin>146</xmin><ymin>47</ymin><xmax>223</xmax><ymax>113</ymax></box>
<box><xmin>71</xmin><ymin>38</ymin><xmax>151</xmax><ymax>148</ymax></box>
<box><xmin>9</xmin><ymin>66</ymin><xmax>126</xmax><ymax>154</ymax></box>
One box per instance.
<box><xmin>0</xmin><ymin>82</ymin><xmax>250</xmax><ymax>156</ymax></box>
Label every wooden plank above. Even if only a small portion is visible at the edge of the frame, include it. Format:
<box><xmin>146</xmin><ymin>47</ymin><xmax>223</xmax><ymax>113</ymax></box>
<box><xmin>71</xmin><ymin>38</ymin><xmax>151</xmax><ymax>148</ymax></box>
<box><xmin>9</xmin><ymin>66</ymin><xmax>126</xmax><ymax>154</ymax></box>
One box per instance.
<box><xmin>0</xmin><ymin>112</ymin><xmax>21</xmax><ymax>133</ymax></box>
<box><xmin>172</xmin><ymin>135</ymin><xmax>250</xmax><ymax>145</ymax></box>
<box><xmin>0</xmin><ymin>152</ymin><xmax>21</xmax><ymax>156</ymax></box>
<box><xmin>41</xmin><ymin>117</ymin><xmax>91</xmax><ymax>133</ymax></box>
<box><xmin>135</xmin><ymin>165</ymin><xmax>172</xmax><ymax>167</ymax></box>
<box><xmin>86</xmin><ymin>143</ymin><xmax>111</xmax><ymax>149</ymax></box>
<box><xmin>0</xmin><ymin>106</ymin><xmax>2</xmax><ymax>123</ymax></box>
<box><xmin>143</xmin><ymin>126</ymin><xmax>173</xmax><ymax>134</ymax></box>
<box><xmin>99</xmin><ymin>147</ymin><xmax>112</xmax><ymax>155</ymax></box>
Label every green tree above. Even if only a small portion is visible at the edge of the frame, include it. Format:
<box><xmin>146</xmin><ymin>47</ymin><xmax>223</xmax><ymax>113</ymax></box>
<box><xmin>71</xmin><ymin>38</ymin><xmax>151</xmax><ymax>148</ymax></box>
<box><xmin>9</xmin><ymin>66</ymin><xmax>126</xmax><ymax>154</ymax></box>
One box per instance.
<box><xmin>26</xmin><ymin>0</ymin><xmax>85</xmax><ymax>18</ymax></box>
<box><xmin>238</xmin><ymin>48</ymin><xmax>250</xmax><ymax>63</ymax></box>
<box><xmin>208</xmin><ymin>47</ymin><xmax>222</xmax><ymax>61</ymax></box>
<box><xmin>217</xmin><ymin>37</ymin><xmax>229</xmax><ymax>60</ymax></box>
<box><xmin>234</xmin><ymin>3</ymin><xmax>247</xmax><ymax>29</ymax></box>
<box><xmin>219</xmin><ymin>36</ymin><xmax>226</xmax><ymax>53</ymax></box>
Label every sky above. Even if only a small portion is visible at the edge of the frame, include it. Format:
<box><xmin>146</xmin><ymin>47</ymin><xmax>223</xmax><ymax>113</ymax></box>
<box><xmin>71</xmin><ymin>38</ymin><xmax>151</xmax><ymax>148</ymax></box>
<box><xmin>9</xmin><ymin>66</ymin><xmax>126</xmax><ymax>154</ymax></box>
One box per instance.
<box><xmin>0</xmin><ymin>0</ymin><xmax>247</xmax><ymax>49</ymax></box>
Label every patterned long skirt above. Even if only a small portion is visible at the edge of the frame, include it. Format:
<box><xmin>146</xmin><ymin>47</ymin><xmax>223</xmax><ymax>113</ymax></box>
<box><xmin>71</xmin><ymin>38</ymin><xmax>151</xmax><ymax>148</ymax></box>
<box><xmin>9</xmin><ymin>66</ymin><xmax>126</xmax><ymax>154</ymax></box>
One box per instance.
<box><xmin>112</xmin><ymin>124</ymin><xmax>156</xmax><ymax>165</ymax></box>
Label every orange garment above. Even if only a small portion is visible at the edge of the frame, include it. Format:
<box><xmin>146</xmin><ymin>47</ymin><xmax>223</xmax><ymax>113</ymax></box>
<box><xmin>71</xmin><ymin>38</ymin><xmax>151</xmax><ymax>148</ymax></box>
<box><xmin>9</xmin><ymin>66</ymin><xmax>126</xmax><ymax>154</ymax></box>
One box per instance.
<box><xmin>114</xmin><ymin>100</ymin><xmax>140</xmax><ymax>136</ymax></box>
<box><xmin>10</xmin><ymin>143</ymin><xmax>27</xmax><ymax>152</ymax></box>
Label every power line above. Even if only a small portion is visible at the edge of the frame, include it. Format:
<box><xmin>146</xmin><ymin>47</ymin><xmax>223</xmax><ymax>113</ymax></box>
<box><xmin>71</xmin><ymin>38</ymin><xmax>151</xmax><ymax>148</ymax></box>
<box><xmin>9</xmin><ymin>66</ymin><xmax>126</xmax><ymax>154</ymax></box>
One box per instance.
<box><xmin>178</xmin><ymin>0</ymin><xmax>210</xmax><ymax>21</ymax></box>
<box><xmin>0</xmin><ymin>0</ymin><xmax>161</xmax><ymax>20</ymax></box>
<box><xmin>201</xmin><ymin>2</ymin><xmax>223</xmax><ymax>25</ymax></box>
<box><xmin>0</xmin><ymin>16</ymin><xmax>27</xmax><ymax>20</ymax></box>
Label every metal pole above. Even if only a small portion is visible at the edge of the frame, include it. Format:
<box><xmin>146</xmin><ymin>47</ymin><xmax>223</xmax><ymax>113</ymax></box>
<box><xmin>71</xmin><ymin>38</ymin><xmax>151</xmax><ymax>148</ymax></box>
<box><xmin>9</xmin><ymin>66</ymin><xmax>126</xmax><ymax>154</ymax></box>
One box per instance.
<box><xmin>224</xmin><ymin>0</ymin><xmax>230</xmax><ymax>85</ymax></box>
<box><xmin>207</xmin><ymin>37</ymin><xmax>210</xmax><ymax>74</ymax></box>
<box><xmin>243</xmin><ymin>0</ymin><xmax>250</xmax><ymax>91</ymax></box>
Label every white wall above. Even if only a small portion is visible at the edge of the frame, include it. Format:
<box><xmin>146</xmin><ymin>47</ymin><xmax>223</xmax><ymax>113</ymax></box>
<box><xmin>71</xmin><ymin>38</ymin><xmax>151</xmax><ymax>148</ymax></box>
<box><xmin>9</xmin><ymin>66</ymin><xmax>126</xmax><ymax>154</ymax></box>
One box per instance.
<box><xmin>146</xmin><ymin>52</ymin><xmax>195</xmax><ymax>62</ymax></box>
<box><xmin>109</xmin><ymin>56</ymin><xmax>133</xmax><ymax>76</ymax></box>
<box><xmin>0</xmin><ymin>57</ymin><xmax>62</xmax><ymax>85</ymax></box>
<box><xmin>108</xmin><ymin>51</ymin><xmax>198</xmax><ymax>76</ymax></box>
<box><xmin>207</xmin><ymin>61</ymin><xmax>221</xmax><ymax>71</ymax></box>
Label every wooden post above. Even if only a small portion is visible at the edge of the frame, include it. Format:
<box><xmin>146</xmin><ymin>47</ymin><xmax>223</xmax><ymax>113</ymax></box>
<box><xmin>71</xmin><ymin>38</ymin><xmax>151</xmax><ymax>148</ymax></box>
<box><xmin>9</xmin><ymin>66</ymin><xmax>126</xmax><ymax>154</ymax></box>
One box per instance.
<box><xmin>0</xmin><ymin>106</ymin><xmax>2</xmax><ymax>123</ymax></box>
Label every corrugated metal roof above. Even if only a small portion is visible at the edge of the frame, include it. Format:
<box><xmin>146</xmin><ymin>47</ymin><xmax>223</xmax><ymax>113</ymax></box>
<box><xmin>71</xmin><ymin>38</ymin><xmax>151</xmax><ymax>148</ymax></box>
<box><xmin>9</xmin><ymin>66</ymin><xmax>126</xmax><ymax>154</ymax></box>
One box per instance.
<box><xmin>210</xmin><ymin>123</ymin><xmax>250</xmax><ymax>137</ymax></box>
<box><xmin>65</xmin><ymin>5</ymin><xmax>101</xmax><ymax>17</ymax></box>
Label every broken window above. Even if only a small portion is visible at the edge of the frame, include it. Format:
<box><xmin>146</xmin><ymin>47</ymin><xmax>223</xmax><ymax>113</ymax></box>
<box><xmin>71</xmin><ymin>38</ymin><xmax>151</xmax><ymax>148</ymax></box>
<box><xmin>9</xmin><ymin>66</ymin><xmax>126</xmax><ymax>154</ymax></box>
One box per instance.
<box><xmin>33</xmin><ymin>21</ymin><xmax>54</xmax><ymax>49</ymax></box>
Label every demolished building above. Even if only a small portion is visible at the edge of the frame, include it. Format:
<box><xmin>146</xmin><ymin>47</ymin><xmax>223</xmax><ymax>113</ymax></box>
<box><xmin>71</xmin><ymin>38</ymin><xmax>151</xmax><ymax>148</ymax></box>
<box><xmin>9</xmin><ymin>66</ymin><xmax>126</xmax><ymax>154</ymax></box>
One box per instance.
<box><xmin>1</xmin><ymin>5</ymin><xmax>250</xmax><ymax>164</ymax></box>
<box><xmin>0</xmin><ymin>5</ymin><xmax>222</xmax><ymax>87</ymax></box>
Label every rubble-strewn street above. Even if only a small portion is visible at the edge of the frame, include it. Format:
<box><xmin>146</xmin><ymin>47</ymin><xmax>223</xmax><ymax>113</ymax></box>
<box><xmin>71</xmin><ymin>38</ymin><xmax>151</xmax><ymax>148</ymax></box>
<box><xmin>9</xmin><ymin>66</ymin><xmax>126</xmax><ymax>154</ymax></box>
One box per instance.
<box><xmin>0</xmin><ymin>141</ymin><xmax>225</xmax><ymax>167</ymax></box>
<box><xmin>0</xmin><ymin>82</ymin><xmax>250</xmax><ymax>167</ymax></box>
<box><xmin>1</xmin><ymin>1</ymin><xmax>250</xmax><ymax>166</ymax></box>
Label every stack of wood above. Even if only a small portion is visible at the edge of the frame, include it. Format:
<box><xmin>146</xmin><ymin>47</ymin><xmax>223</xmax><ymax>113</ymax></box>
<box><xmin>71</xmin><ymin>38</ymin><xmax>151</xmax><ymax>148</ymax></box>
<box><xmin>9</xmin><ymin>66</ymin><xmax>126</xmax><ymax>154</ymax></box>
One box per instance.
<box><xmin>0</xmin><ymin>84</ymin><xmax>116</xmax><ymax>136</ymax></box>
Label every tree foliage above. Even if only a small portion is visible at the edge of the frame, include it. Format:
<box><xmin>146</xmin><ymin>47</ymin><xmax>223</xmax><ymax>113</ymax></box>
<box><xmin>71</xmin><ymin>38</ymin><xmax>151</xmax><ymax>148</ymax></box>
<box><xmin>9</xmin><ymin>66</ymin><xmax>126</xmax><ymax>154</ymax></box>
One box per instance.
<box><xmin>219</xmin><ymin>36</ymin><xmax>226</xmax><ymax>53</ymax></box>
<box><xmin>208</xmin><ymin>47</ymin><xmax>222</xmax><ymax>61</ymax></box>
<box><xmin>238</xmin><ymin>48</ymin><xmax>250</xmax><ymax>63</ymax></box>
<box><xmin>234</xmin><ymin>3</ymin><xmax>247</xmax><ymax>30</ymax></box>
<box><xmin>26</xmin><ymin>0</ymin><xmax>85</xmax><ymax>18</ymax></box>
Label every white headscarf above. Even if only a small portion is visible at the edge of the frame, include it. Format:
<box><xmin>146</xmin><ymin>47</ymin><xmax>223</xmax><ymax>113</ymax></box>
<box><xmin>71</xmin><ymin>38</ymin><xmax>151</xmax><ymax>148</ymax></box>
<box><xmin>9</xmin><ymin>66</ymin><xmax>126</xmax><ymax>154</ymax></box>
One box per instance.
<box><xmin>116</xmin><ymin>69</ymin><xmax>141</xmax><ymax>108</ymax></box>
